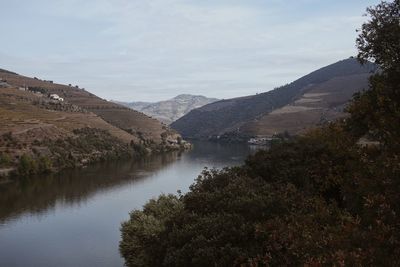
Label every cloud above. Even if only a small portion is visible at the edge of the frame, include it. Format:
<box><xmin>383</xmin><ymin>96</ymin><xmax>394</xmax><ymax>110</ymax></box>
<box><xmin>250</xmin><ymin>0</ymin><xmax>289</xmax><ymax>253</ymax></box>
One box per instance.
<box><xmin>0</xmin><ymin>0</ymin><xmax>380</xmax><ymax>101</ymax></box>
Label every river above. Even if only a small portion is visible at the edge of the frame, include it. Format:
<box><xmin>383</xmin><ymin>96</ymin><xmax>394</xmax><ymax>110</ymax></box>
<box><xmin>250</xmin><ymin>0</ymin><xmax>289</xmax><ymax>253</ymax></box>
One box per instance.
<box><xmin>0</xmin><ymin>141</ymin><xmax>258</xmax><ymax>267</ymax></box>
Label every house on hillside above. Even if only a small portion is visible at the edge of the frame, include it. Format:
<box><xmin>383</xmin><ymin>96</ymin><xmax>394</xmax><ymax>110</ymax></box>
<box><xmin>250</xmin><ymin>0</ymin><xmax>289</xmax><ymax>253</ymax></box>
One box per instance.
<box><xmin>50</xmin><ymin>94</ymin><xmax>64</xmax><ymax>102</ymax></box>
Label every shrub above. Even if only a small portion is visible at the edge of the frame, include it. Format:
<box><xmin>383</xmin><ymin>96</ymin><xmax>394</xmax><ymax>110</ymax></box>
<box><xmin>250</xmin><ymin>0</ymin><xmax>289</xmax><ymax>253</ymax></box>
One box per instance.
<box><xmin>120</xmin><ymin>194</ymin><xmax>183</xmax><ymax>267</ymax></box>
<box><xmin>0</xmin><ymin>153</ymin><xmax>11</xmax><ymax>167</ymax></box>
<box><xmin>17</xmin><ymin>154</ymin><xmax>38</xmax><ymax>176</ymax></box>
<box><xmin>37</xmin><ymin>156</ymin><xmax>52</xmax><ymax>173</ymax></box>
<box><xmin>2</xmin><ymin>132</ymin><xmax>13</xmax><ymax>142</ymax></box>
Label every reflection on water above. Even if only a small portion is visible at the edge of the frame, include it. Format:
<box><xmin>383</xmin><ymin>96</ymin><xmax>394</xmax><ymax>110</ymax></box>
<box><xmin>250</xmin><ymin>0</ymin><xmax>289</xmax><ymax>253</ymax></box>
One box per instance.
<box><xmin>0</xmin><ymin>152</ymin><xmax>180</xmax><ymax>223</ymax></box>
<box><xmin>0</xmin><ymin>141</ymin><xmax>256</xmax><ymax>267</ymax></box>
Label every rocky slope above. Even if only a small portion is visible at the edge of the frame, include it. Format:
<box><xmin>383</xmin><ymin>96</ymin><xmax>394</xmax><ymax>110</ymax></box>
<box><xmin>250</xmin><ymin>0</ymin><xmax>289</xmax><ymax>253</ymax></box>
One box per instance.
<box><xmin>119</xmin><ymin>94</ymin><xmax>218</xmax><ymax>124</ymax></box>
<box><xmin>171</xmin><ymin>58</ymin><xmax>377</xmax><ymax>140</ymax></box>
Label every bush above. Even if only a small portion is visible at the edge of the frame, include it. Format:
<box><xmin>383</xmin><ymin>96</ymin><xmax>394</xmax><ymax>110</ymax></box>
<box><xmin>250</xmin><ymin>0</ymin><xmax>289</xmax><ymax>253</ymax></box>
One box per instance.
<box><xmin>119</xmin><ymin>1</ymin><xmax>400</xmax><ymax>265</ymax></box>
<box><xmin>17</xmin><ymin>154</ymin><xmax>38</xmax><ymax>176</ymax></box>
<box><xmin>120</xmin><ymin>194</ymin><xmax>183</xmax><ymax>267</ymax></box>
<box><xmin>2</xmin><ymin>132</ymin><xmax>13</xmax><ymax>142</ymax></box>
<box><xmin>131</xmin><ymin>142</ymin><xmax>148</xmax><ymax>156</ymax></box>
<box><xmin>37</xmin><ymin>156</ymin><xmax>52</xmax><ymax>173</ymax></box>
<box><xmin>121</xmin><ymin>129</ymin><xmax>400</xmax><ymax>266</ymax></box>
<box><xmin>0</xmin><ymin>153</ymin><xmax>11</xmax><ymax>167</ymax></box>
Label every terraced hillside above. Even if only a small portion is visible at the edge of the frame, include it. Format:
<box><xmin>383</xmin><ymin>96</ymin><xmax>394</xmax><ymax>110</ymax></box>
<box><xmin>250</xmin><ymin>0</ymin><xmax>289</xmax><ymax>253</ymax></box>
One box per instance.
<box><xmin>0</xmin><ymin>70</ymin><xmax>179</xmax><ymax>143</ymax></box>
<box><xmin>0</xmin><ymin>70</ymin><xmax>185</xmax><ymax>177</ymax></box>
<box><xmin>242</xmin><ymin>73</ymin><xmax>370</xmax><ymax>136</ymax></box>
<box><xmin>171</xmin><ymin>58</ymin><xmax>377</xmax><ymax>139</ymax></box>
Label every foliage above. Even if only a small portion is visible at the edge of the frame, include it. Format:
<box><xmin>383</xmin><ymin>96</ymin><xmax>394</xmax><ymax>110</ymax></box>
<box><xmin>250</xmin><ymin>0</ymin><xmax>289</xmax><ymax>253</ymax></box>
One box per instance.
<box><xmin>347</xmin><ymin>72</ymin><xmax>400</xmax><ymax>149</ymax></box>
<box><xmin>121</xmin><ymin>127</ymin><xmax>400</xmax><ymax>266</ymax></box>
<box><xmin>9</xmin><ymin>128</ymin><xmax>134</xmax><ymax>177</ymax></box>
<box><xmin>17</xmin><ymin>154</ymin><xmax>38</xmax><ymax>176</ymax></box>
<box><xmin>131</xmin><ymin>142</ymin><xmax>149</xmax><ymax>156</ymax></box>
<box><xmin>349</xmin><ymin>0</ymin><xmax>400</xmax><ymax>151</ymax></box>
<box><xmin>356</xmin><ymin>0</ymin><xmax>400</xmax><ymax>71</ymax></box>
<box><xmin>27</xmin><ymin>86</ymin><xmax>48</xmax><ymax>95</ymax></box>
<box><xmin>47</xmin><ymin>128</ymin><xmax>133</xmax><ymax>169</ymax></box>
<box><xmin>120</xmin><ymin>195</ymin><xmax>184</xmax><ymax>267</ymax></box>
<box><xmin>16</xmin><ymin>155</ymin><xmax>52</xmax><ymax>176</ymax></box>
<box><xmin>37</xmin><ymin>156</ymin><xmax>52</xmax><ymax>173</ymax></box>
<box><xmin>121</xmin><ymin>1</ymin><xmax>400</xmax><ymax>266</ymax></box>
<box><xmin>2</xmin><ymin>132</ymin><xmax>13</xmax><ymax>142</ymax></box>
<box><xmin>0</xmin><ymin>153</ymin><xmax>11</xmax><ymax>167</ymax></box>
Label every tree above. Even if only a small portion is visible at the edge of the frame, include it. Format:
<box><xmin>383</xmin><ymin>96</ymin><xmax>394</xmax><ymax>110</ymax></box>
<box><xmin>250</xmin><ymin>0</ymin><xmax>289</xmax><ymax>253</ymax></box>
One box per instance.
<box><xmin>0</xmin><ymin>153</ymin><xmax>11</xmax><ymax>167</ymax></box>
<box><xmin>357</xmin><ymin>0</ymin><xmax>400</xmax><ymax>72</ymax></box>
<box><xmin>37</xmin><ymin>156</ymin><xmax>52</xmax><ymax>173</ymax></box>
<box><xmin>120</xmin><ymin>1</ymin><xmax>400</xmax><ymax>266</ymax></box>
<box><xmin>348</xmin><ymin>0</ymin><xmax>400</xmax><ymax>150</ymax></box>
<box><xmin>17</xmin><ymin>154</ymin><xmax>37</xmax><ymax>176</ymax></box>
<box><xmin>120</xmin><ymin>194</ymin><xmax>183</xmax><ymax>267</ymax></box>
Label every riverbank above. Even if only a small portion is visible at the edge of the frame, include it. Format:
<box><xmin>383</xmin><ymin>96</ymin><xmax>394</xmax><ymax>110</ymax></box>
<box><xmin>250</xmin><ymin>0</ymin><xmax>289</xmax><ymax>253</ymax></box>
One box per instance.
<box><xmin>0</xmin><ymin>79</ymin><xmax>188</xmax><ymax>180</ymax></box>
<box><xmin>0</xmin><ymin>128</ymin><xmax>191</xmax><ymax>179</ymax></box>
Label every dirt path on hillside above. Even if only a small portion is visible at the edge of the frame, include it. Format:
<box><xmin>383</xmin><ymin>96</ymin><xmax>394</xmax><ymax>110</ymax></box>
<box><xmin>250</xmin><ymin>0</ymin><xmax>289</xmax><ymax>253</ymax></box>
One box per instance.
<box><xmin>14</xmin><ymin>123</ymin><xmax>54</xmax><ymax>135</ymax></box>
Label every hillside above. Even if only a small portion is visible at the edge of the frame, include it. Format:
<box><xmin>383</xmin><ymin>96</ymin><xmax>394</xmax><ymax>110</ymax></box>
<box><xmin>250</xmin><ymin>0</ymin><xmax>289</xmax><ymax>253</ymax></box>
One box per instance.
<box><xmin>0</xmin><ymin>70</ymin><xmax>181</xmax><ymax>143</ymax></box>
<box><xmin>171</xmin><ymin>58</ymin><xmax>377</xmax><ymax>139</ymax></box>
<box><xmin>242</xmin><ymin>73</ymin><xmax>371</xmax><ymax>136</ymax></box>
<box><xmin>118</xmin><ymin>94</ymin><xmax>218</xmax><ymax>124</ymax></box>
<box><xmin>0</xmin><ymin>70</ymin><xmax>186</xmax><ymax>176</ymax></box>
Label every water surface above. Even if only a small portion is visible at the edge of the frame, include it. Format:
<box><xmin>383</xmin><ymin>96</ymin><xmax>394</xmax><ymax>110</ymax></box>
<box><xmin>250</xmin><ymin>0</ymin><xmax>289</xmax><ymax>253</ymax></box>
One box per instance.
<box><xmin>0</xmin><ymin>141</ymin><xmax>255</xmax><ymax>267</ymax></box>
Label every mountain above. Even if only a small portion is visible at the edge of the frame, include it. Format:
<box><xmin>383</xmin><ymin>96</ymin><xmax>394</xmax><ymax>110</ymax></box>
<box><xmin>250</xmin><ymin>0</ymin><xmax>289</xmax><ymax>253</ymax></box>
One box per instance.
<box><xmin>171</xmin><ymin>58</ymin><xmax>377</xmax><ymax>140</ymax></box>
<box><xmin>0</xmin><ymin>69</ymin><xmax>185</xmax><ymax>176</ymax></box>
<box><xmin>122</xmin><ymin>101</ymin><xmax>152</xmax><ymax>112</ymax></box>
<box><xmin>119</xmin><ymin>94</ymin><xmax>219</xmax><ymax>124</ymax></box>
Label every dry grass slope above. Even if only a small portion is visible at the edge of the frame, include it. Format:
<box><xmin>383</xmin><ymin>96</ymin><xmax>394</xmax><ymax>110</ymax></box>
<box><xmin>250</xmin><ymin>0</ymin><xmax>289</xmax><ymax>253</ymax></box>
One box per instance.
<box><xmin>0</xmin><ymin>69</ymin><xmax>184</xmax><ymax>176</ymax></box>
<box><xmin>0</xmin><ymin>70</ymin><xmax>177</xmax><ymax>143</ymax></box>
<box><xmin>243</xmin><ymin>73</ymin><xmax>371</xmax><ymax>136</ymax></box>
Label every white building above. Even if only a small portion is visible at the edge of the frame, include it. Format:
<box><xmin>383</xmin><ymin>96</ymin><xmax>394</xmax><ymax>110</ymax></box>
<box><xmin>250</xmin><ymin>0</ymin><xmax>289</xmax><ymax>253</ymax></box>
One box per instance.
<box><xmin>50</xmin><ymin>94</ymin><xmax>64</xmax><ymax>102</ymax></box>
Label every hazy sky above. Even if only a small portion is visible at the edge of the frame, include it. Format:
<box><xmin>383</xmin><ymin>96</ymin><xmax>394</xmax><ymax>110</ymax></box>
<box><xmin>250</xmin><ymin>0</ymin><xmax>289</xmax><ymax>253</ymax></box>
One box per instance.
<box><xmin>0</xmin><ymin>0</ymin><xmax>380</xmax><ymax>102</ymax></box>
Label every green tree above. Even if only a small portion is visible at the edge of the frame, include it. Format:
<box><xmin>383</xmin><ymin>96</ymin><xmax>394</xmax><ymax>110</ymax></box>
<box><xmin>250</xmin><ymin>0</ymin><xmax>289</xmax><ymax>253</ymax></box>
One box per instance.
<box><xmin>349</xmin><ymin>0</ymin><xmax>400</xmax><ymax>150</ymax></box>
<box><xmin>120</xmin><ymin>194</ymin><xmax>183</xmax><ymax>267</ymax></box>
<box><xmin>120</xmin><ymin>1</ymin><xmax>400</xmax><ymax>266</ymax></box>
<box><xmin>17</xmin><ymin>154</ymin><xmax>37</xmax><ymax>176</ymax></box>
<box><xmin>356</xmin><ymin>0</ymin><xmax>400</xmax><ymax>71</ymax></box>
<box><xmin>0</xmin><ymin>153</ymin><xmax>11</xmax><ymax>167</ymax></box>
<box><xmin>37</xmin><ymin>156</ymin><xmax>52</xmax><ymax>173</ymax></box>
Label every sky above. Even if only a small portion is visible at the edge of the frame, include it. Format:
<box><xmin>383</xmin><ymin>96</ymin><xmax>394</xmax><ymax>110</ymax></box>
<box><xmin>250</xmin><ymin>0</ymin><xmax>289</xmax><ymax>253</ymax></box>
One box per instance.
<box><xmin>0</xmin><ymin>0</ymin><xmax>381</xmax><ymax>102</ymax></box>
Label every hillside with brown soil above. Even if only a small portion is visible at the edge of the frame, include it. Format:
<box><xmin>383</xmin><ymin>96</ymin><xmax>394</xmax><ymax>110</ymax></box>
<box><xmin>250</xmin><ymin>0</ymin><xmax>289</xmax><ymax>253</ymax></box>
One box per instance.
<box><xmin>171</xmin><ymin>58</ymin><xmax>377</xmax><ymax>139</ymax></box>
<box><xmin>0</xmin><ymin>70</ymin><xmax>177</xmax><ymax>143</ymax></box>
<box><xmin>0</xmin><ymin>70</ymin><xmax>186</xmax><ymax>177</ymax></box>
<box><xmin>242</xmin><ymin>73</ymin><xmax>371</xmax><ymax>136</ymax></box>
<box><xmin>0</xmin><ymin>88</ymin><xmax>135</xmax><ymax>142</ymax></box>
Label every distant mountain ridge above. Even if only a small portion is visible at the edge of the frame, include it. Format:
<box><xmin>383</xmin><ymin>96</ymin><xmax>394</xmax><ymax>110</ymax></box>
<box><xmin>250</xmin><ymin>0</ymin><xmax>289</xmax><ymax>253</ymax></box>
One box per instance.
<box><xmin>118</xmin><ymin>94</ymin><xmax>218</xmax><ymax>124</ymax></box>
<box><xmin>171</xmin><ymin>58</ymin><xmax>377</xmax><ymax>139</ymax></box>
